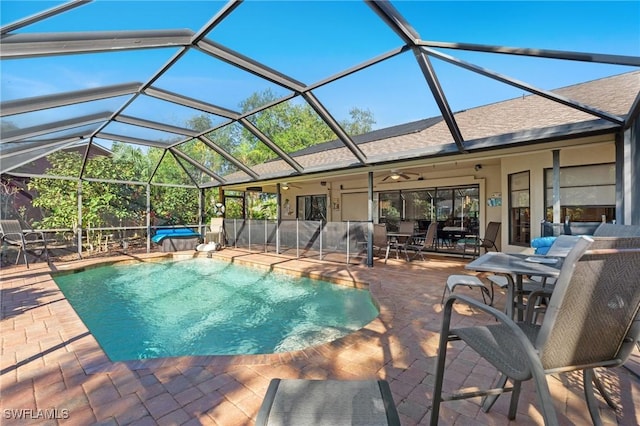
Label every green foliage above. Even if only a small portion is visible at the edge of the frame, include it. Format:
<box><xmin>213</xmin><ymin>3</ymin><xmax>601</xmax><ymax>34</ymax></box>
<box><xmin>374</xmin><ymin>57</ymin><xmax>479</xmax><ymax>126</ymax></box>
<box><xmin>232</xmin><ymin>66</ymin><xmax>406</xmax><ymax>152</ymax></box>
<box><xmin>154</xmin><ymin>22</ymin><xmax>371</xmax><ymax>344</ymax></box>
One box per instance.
<box><xmin>26</xmin><ymin>89</ymin><xmax>376</xmax><ymax>240</ymax></box>
<box><xmin>29</xmin><ymin>151</ymin><xmax>145</xmax><ymax>249</ymax></box>
<box><xmin>246</xmin><ymin>193</ymin><xmax>277</xmax><ymax>219</ymax></box>
<box><xmin>150</xmin><ymin>186</ymin><xmax>199</xmax><ymax>226</ymax></box>
<box><xmin>341</xmin><ymin>107</ymin><xmax>376</xmax><ymax>135</ymax></box>
<box><xmin>111</xmin><ymin>142</ymin><xmax>153</xmax><ymax>181</ymax></box>
<box><xmin>223</xmin><ymin>197</ymin><xmax>244</xmax><ymax>219</ymax></box>
<box><xmin>230</xmin><ymin>89</ymin><xmax>375</xmax><ymax>166</ymax></box>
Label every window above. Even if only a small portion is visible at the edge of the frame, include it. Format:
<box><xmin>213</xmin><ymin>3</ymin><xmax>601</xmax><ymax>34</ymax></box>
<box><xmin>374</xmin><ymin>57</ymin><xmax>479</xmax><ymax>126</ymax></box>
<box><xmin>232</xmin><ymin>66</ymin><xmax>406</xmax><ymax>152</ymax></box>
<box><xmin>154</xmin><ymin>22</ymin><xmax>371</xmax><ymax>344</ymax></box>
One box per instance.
<box><xmin>509</xmin><ymin>171</ymin><xmax>530</xmax><ymax>246</ymax></box>
<box><xmin>544</xmin><ymin>163</ymin><xmax>615</xmax><ymax>222</ymax></box>
<box><xmin>378</xmin><ymin>186</ymin><xmax>479</xmax><ymax>235</ymax></box>
<box><xmin>378</xmin><ymin>192</ymin><xmax>401</xmax><ymax>231</ymax></box>
<box><xmin>223</xmin><ymin>193</ymin><xmax>245</xmax><ymax>219</ymax></box>
<box><xmin>297</xmin><ymin>195</ymin><xmax>327</xmax><ymax>222</ymax></box>
<box><xmin>404</xmin><ymin>190</ymin><xmax>436</xmax><ymax>232</ymax></box>
<box><xmin>435</xmin><ymin>187</ymin><xmax>479</xmax><ymax>233</ymax></box>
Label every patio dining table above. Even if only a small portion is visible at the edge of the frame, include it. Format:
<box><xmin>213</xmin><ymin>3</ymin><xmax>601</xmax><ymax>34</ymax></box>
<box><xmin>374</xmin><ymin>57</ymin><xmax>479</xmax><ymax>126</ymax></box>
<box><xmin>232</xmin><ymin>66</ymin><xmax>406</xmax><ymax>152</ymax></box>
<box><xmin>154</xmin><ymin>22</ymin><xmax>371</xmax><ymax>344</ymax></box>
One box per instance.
<box><xmin>387</xmin><ymin>232</ymin><xmax>425</xmax><ymax>261</ymax></box>
<box><xmin>465</xmin><ymin>251</ymin><xmax>563</xmax><ymax>320</ymax></box>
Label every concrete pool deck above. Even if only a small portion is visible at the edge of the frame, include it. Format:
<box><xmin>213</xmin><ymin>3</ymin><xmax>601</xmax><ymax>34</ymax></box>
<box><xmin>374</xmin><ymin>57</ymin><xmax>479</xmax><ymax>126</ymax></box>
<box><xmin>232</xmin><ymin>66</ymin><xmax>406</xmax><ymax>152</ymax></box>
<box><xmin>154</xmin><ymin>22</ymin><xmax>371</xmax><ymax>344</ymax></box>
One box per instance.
<box><xmin>1</xmin><ymin>249</ymin><xmax>639</xmax><ymax>425</ymax></box>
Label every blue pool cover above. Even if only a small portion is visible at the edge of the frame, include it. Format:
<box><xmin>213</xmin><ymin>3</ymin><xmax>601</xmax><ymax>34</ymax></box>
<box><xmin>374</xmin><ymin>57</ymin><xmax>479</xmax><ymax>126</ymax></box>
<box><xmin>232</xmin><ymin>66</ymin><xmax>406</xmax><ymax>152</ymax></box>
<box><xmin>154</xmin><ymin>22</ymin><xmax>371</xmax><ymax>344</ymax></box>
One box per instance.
<box><xmin>151</xmin><ymin>228</ymin><xmax>202</xmax><ymax>244</ymax></box>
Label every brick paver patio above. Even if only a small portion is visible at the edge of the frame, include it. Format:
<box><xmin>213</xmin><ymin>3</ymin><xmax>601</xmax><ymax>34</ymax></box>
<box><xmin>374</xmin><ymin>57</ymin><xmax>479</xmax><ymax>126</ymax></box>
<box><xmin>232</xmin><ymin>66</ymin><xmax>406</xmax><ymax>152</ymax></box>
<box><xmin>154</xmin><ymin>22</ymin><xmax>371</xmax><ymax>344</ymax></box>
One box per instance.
<box><xmin>2</xmin><ymin>249</ymin><xmax>639</xmax><ymax>425</ymax></box>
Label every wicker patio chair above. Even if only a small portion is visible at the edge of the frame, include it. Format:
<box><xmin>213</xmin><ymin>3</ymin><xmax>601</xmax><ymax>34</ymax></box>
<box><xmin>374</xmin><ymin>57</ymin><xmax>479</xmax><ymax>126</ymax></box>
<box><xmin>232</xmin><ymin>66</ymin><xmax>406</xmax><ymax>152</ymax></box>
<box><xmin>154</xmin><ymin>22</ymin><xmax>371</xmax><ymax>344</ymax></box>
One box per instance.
<box><xmin>431</xmin><ymin>236</ymin><xmax>640</xmax><ymax>426</ymax></box>
<box><xmin>0</xmin><ymin>219</ymin><xmax>49</xmax><ymax>268</ymax></box>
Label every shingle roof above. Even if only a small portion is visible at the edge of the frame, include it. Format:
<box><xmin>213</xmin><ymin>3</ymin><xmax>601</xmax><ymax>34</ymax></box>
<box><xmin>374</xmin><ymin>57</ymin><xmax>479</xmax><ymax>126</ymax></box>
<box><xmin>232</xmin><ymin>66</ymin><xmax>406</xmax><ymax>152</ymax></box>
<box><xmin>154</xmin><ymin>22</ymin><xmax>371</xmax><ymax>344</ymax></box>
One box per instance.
<box><xmin>240</xmin><ymin>71</ymin><xmax>639</xmax><ymax>180</ymax></box>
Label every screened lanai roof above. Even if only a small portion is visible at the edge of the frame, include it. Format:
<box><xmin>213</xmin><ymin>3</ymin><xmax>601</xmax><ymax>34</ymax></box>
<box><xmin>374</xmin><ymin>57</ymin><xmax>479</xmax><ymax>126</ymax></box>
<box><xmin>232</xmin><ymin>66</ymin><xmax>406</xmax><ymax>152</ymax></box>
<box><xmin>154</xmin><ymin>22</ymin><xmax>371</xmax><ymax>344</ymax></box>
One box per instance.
<box><xmin>2</xmin><ymin>0</ymin><xmax>639</xmax><ymax>189</ymax></box>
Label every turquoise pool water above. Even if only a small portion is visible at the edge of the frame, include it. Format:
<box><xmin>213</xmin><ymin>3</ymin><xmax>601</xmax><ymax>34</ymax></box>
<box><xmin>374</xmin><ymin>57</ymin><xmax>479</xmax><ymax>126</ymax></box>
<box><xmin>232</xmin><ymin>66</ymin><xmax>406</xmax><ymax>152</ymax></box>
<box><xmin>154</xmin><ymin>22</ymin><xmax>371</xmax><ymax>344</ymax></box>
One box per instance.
<box><xmin>54</xmin><ymin>258</ymin><xmax>378</xmax><ymax>361</ymax></box>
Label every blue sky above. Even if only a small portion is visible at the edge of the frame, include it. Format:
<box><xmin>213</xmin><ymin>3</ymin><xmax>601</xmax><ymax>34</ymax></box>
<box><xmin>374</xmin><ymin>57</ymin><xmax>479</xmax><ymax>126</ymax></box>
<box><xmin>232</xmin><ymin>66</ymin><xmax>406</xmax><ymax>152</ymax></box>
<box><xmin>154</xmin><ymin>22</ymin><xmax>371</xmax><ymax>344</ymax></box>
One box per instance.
<box><xmin>2</xmin><ymin>1</ymin><xmax>639</xmax><ymax>133</ymax></box>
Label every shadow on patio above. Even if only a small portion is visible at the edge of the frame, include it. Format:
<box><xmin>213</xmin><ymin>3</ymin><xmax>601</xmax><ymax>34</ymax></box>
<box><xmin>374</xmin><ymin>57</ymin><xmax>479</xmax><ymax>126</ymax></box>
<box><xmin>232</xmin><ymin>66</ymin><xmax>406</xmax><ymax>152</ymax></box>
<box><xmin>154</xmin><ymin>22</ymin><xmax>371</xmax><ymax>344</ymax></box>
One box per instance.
<box><xmin>1</xmin><ymin>249</ymin><xmax>638</xmax><ymax>425</ymax></box>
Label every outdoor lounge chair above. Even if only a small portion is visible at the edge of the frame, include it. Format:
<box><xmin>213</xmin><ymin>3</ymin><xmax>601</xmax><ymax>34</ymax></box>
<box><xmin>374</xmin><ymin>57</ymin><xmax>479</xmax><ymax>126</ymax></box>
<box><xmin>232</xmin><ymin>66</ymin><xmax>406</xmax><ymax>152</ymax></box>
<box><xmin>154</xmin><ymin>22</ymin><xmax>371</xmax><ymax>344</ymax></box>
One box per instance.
<box><xmin>0</xmin><ymin>219</ymin><xmax>49</xmax><ymax>268</ymax></box>
<box><xmin>256</xmin><ymin>378</ymin><xmax>400</xmax><ymax>425</ymax></box>
<box><xmin>431</xmin><ymin>236</ymin><xmax>640</xmax><ymax>426</ymax></box>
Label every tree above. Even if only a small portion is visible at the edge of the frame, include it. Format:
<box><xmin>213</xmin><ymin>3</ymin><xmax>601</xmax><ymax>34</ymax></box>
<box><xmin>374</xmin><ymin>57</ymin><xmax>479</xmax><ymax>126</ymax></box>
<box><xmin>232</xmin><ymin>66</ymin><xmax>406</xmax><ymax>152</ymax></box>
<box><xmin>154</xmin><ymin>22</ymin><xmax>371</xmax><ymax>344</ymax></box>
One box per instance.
<box><xmin>26</xmin><ymin>89</ymin><xmax>377</xmax><ymax>241</ymax></box>
<box><xmin>234</xmin><ymin>89</ymin><xmax>375</xmax><ymax>166</ymax></box>
<box><xmin>29</xmin><ymin>151</ymin><xmax>144</xmax><ymax>251</ymax></box>
<box><xmin>341</xmin><ymin>107</ymin><xmax>376</xmax><ymax>135</ymax></box>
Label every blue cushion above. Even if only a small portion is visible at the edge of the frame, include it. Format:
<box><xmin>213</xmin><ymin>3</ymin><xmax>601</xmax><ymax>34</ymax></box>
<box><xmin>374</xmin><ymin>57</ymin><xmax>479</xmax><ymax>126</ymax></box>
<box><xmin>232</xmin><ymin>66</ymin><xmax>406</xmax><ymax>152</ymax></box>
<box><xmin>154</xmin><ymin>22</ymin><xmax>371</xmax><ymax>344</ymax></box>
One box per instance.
<box><xmin>531</xmin><ymin>236</ymin><xmax>556</xmax><ymax>255</ymax></box>
<box><xmin>531</xmin><ymin>236</ymin><xmax>556</xmax><ymax>248</ymax></box>
<box><xmin>152</xmin><ymin>228</ymin><xmax>201</xmax><ymax>244</ymax></box>
<box><xmin>535</xmin><ymin>246</ymin><xmax>551</xmax><ymax>255</ymax></box>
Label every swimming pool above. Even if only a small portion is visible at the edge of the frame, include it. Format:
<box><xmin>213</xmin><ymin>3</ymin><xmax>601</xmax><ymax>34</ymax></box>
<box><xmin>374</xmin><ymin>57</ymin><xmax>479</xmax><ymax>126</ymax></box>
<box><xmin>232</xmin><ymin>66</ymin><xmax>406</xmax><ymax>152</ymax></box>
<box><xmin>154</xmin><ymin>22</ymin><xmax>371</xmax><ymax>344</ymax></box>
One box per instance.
<box><xmin>54</xmin><ymin>258</ymin><xmax>378</xmax><ymax>361</ymax></box>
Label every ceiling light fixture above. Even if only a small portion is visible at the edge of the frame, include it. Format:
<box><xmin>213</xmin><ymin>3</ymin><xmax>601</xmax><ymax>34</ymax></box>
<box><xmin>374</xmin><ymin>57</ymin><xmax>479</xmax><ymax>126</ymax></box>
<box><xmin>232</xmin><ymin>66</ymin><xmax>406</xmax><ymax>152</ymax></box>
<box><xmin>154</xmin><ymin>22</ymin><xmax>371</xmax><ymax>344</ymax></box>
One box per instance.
<box><xmin>281</xmin><ymin>183</ymin><xmax>289</xmax><ymax>190</ymax></box>
<box><xmin>390</xmin><ymin>171</ymin><xmax>401</xmax><ymax>180</ymax></box>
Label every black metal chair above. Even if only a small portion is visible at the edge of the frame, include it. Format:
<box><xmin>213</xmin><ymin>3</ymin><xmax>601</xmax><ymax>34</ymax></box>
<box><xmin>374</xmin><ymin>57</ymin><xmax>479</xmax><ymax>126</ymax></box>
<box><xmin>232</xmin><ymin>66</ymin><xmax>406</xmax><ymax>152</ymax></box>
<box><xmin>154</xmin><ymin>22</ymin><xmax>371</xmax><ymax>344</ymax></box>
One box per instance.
<box><xmin>0</xmin><ymin>219</ymin><xmax>49</xmax><ymax>268</ymax></box>
<box><xmin>431</xmin><ymin>236</ymin><xmax>640</xmax><ymax>426</ymax></box>
<box><xmin>462</xmin><ymin>221</ymin><xmax>501</xmax><ymax>258</ymax></box>
<box><xmin>403</xmin><ymin>221</ymin><xmax>437</xmax><ymax>261</ymax></box>
<box><xmin>372</xmin><ymin>224</ymin><xmax>392</xmax><ymax>263</ymax></box>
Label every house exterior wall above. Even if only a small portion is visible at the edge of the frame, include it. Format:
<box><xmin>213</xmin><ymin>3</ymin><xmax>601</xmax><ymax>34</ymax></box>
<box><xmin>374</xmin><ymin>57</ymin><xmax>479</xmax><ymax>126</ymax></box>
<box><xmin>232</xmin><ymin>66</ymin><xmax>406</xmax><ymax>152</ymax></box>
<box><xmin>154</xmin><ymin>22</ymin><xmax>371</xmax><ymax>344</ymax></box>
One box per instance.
<box><xmin>276</xmin><ymin>133</ymin><xmax>619</xmax><ymax>254</ymax></box>
<box><xmin>499</xmin><ymin>137</ymin><xmax>616</xmax><ymax>252</ymax></box>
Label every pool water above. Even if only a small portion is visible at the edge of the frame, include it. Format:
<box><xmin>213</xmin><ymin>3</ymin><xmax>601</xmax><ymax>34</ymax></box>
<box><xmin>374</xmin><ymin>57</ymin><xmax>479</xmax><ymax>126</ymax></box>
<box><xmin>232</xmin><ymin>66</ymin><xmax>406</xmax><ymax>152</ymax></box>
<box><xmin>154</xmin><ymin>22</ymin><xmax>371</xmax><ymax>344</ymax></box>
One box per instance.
<box><xmin>54</xmin><ymin>258</ymin><xmax>378</xmax><ymax>361</ymax></box>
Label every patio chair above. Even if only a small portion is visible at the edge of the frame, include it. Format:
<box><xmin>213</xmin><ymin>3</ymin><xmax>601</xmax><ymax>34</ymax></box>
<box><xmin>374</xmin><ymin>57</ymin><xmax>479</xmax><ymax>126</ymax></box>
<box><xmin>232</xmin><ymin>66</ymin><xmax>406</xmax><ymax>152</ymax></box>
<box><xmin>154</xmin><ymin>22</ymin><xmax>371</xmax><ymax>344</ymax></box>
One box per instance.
<box><xmin>486</xmin><ymin>235</ymin><xmax>582</xmax><ymax>303</ymax></box>
<box><xmin>403</xmin><ymin>221</ymin><xmax>437</xmax><ymax>261</ymax></box>
<box><xmin>256</xmin><ymin>378</ymin><xmax>401</xmax><ymax>426</ymax></box>
<box><xmin>388</xmin><ymin>221</ymin><xmax>416</xmax><ymax>259</ymax></box>
<box><xmin>441</xmin><ymin>274</ymin><xmax>492</xmax><ymax>306</ymax></box>
<box><xmin>208</xmin><ymin>217</ymin><xmax>225</xmax><ymax>247</ymax></box>
<box><xmin>431</xmin><ymin>236</ymin><xmax>640</xmax><ymax>426</ymax></box>
<box><xmin>0</xmin><ymin>219</ymin><xmax>49</xmax><ymax>268</ymax></box>
<box><xmin>398</xmin><ymin>220</ymin><xmax>416</xmax><ymax>235</ymax></box>
<box><xmin>461</xmin><ymin>221</ymin><xmax>500</xmax><ymax>258</ymax></box>
<box><xmin>593</xmin><ymin>223</ymin><xmax>640</xmax><ymax>237</ymax></box>
<box><xmin>372</xmin><ymin>224</ymin><xmax>392</xmax><ymax>263</ymax></box>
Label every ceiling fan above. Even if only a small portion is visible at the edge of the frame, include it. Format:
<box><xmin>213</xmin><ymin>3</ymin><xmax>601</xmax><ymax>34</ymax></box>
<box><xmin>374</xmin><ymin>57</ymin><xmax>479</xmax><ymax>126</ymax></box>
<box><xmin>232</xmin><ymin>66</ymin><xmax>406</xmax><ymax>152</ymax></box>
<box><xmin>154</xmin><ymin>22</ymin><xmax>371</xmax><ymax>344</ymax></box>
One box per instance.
<box><xmin>380</xmin><ymin>170</ymin><xmax>420</xmax><ymax>182</ymax></box>
<box><xmin>281</xmin><ymin>182</ymin><xmax>301</xmax><ymax>190</ymax></box>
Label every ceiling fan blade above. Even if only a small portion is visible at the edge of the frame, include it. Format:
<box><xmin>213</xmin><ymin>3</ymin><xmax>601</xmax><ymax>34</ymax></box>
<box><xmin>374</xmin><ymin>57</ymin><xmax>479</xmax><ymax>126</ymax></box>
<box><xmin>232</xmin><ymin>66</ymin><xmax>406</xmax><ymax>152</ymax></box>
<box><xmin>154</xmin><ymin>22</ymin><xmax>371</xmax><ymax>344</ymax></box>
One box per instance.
<box><xmin>381</xmin><ymin>175</ymin><xmax>391</xmax><ymax>181</ymax></box>
<box><xmin>399</xmin><ymin>173</ymin><xmax>411</xmax><ymax>180</ymax></box>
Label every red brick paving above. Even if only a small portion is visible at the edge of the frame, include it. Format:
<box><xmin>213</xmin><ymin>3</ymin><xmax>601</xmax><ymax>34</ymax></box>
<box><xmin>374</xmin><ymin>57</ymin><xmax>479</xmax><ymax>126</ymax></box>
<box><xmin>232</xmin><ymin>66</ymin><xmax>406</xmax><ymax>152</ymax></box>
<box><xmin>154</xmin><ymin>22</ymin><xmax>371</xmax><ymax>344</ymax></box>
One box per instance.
<box><xmin>1</xmin><ymin>249</ymin><xmax>639</xmax><ymax>425</ymax></box>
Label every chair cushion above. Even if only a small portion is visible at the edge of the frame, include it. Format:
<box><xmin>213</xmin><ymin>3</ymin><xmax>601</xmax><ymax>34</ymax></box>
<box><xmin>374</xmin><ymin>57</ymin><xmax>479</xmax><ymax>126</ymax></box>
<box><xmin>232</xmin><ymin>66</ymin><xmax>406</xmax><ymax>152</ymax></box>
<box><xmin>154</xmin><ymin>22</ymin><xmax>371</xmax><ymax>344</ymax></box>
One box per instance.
<box><xmin>256</xmin><ymin>379</ymin><xmax>400</xmax><ymax>426</ymax></box>
<box><xmin>453</xmin><ymin>323</ymin><xmax>540</xmax><ymax>381</ymax></box>
<box><xmin>447</xmin><ymin>275</ymin><xmax>485</xmax><ymax>290</ymax></box>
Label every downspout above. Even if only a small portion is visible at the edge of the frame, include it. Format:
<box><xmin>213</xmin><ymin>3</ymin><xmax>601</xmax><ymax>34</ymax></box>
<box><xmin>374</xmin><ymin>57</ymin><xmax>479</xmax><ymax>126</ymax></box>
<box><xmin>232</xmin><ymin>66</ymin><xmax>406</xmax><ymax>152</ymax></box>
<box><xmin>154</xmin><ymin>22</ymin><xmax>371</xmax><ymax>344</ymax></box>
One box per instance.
<box><xmin>77</xmin><ymin>180</ymin><xmax>83</xmax><ymax>260</ymax></box>
<box><xmin>367</xmin><ymin>171</ymin><xmax>374</xmax><ymax>267</ymax></box>
<box><xmin>552</xmin><ymin>149</ymin><xmax>561</xmax><ymax>224</ymax></box>
<box><xmin>146</xmin><ymin>184</ymin><xmax>150</xmax><ymax>253</ymax></box>
<box><xmin>276</xmin><ymin>183</ymin><xmax>281</xmax><ymax>254</ymax></box>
